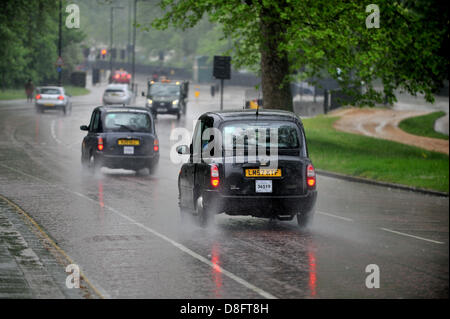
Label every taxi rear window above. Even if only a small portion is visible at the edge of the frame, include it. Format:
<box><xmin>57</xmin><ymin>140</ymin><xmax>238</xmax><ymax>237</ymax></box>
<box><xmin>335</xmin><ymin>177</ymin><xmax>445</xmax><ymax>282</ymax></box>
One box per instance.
<box><xmin>222</xmin><ymin>121</ymin><xmax>301</xmax><ymax>150</ymax></box>
<box><xmin>103</xmin><ymin>112</ymin><xmax>152</xmax><ymax>132</ymax></box>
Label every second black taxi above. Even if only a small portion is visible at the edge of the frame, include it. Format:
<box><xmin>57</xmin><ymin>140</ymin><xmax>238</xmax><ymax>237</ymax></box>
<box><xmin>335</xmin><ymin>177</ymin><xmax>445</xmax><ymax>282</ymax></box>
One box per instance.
<box><xmin>80</xmin><ymin>106</ymin><xmax>159</xmax><ymax>173</ymax></box>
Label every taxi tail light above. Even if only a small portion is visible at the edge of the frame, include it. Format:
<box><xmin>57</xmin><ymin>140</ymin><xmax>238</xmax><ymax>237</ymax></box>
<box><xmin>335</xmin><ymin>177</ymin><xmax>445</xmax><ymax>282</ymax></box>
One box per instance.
<box><xmin>153</xmin><ymin>139</ymin><xmax>159</xmax><ymax>152</ymax></box>
<box><xmin>306</xmin><ymin>164</ymin><xmax>316</xmax><ymax>188</ymax></box>
<box><xmin>35</xmin><ymin>94</ymin><xmax>41</xmax><ymax>100</ymax></box>
<box><xmin>97</xmin><ymin>137</ymin><xmax>104</xmax><ymax>151</ymax></box>
<box><xmin>58</xmin><ymin>95</ymin><xmax>64</xmax><ymax>100</ymax></box>
<box><xmin>115</xmin><ymin>74</ymin><xmax>120</xmax><ymax>79</ymax></box>
<box><xmin>210</xmin><ymin>164</ymin><xmax>220</xmax><ymax>188</ymax></box>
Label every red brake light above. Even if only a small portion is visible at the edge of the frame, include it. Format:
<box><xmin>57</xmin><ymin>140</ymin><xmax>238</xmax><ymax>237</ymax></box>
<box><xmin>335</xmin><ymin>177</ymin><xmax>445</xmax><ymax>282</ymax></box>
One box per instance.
<box><xmin>35</xmin><ymin>94</ymin><xmax>41</xmax><ymax>100</ymax></box>
<box><xmin>307</xmin><ymin>164</ymin><xmax>316</xmax><ymax>188</ymax></box>
<box><xmin>126</xmin><ymin>74</ymin><xmax>131</xmax><ymax>79</ymax></box>
<box><xmin>97</xmin><ymin>137</ymin><xmax>104</xmax><ymax>151</ymax></box>
<box><xmin>210</xmin><ymin>164</ymin><xmax>219</xmax><ymax>188</ymax></box>
<box><xmin>153</xmin><ymin>139</ymin><xmax>159</xmax><ymax>152</ymax></box>
<box><xmin>115</xmin><ymin>74</ymin><xmax>120</xmax><ymax>79</ymax></box>
<box><xmin>58</xmin><ymin>95</ymin><xmax>64</xmax><ymax>100</ymax></box>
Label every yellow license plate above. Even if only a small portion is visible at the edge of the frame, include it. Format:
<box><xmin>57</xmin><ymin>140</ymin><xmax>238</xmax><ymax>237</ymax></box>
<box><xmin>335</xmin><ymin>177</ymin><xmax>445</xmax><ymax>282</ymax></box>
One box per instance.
<box><xmin>118</xmin><ymin>139</ymin><xmax>140</xmax><ymax>146</ymax></box>
<box><xmin>44</xmin><ymin>103</ymin><xmax>54</xmax><ymax>106</ymax></box>
<box><xmin>245</xmin><ymin>168</ymin><xmax>281</xmax><ymax>177</ymax></box>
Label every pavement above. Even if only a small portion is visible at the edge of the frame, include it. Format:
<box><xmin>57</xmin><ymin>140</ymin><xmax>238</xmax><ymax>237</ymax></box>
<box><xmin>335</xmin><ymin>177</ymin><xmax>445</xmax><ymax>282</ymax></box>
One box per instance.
<box><xmin>0</xmin><ymin>78</ymin><xmax>448</xmax><ymax>299</ymax></box>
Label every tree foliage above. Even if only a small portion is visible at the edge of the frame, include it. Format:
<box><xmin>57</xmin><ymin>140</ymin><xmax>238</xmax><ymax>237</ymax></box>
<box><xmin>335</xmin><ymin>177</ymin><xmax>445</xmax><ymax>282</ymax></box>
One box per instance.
<box><xmin>0</xmin><ymin>0</ymin><xmax>85</xmax><ymax>89</ymax></box>
<box><xmin>152</xmin><ymin>0</ymin><xmax>449</xmax><ymax>108</ymax></box>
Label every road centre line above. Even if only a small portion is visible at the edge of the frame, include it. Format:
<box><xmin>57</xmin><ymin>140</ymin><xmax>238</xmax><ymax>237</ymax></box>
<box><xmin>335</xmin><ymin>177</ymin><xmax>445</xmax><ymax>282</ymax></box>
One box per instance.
<box><xmin>380</xmin><ymin>227</ymin><xmax>445</xmax><ymax>245</ymax></box>
<box><xmin>50</xmin><ymin>119</ymin><xmax>64</xmax><ymax>146</ymax></box>
<box><xmin>0</xmin><ymin>163</ymin><xmax>277</xmax><ymax>299</ymax></box>
<box><xmin>317</xmin><ymin>211</ymin><xmax>354</xmax><ymax>222</ymax></box>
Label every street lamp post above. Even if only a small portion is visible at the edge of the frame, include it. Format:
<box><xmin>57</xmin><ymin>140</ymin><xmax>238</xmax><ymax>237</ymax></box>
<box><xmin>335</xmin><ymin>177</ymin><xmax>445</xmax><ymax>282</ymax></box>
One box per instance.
<box><xmin>58</xmin><ymin>0</ymin><xmax>62</xmax><ymax>86</ymax></box>
<box><xmin>109</xmin><ymin>6</ymin><xmax>124</xmax><ymax>79</ymax></box>
<box><xmin>131</xmin><ymin>0</ymin><xmax>137</xmax><ymax>92</ymax></box>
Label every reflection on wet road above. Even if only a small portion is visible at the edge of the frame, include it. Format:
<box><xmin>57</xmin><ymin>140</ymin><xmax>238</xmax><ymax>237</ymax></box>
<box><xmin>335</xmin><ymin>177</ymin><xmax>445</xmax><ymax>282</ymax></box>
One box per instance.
<box><xmin>0</xmin><ymin>79</ymin><xmax>448</xmax><ymax>298</ymax></box>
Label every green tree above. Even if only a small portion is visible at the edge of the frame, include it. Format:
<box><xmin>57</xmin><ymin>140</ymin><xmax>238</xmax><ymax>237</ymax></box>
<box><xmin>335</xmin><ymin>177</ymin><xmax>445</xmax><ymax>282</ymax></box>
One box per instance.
<box><xmin>152</xmin><ymin>0</ymin><xmax>449</xmax><ymax>110</ymax></box>
<box><xmin>0</xmin><ymin>0</ymin><xmax>85</xmax><ymax>89</ymax></box>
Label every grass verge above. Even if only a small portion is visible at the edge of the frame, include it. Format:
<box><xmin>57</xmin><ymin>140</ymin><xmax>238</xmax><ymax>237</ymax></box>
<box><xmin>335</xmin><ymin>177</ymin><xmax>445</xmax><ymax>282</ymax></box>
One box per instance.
<box><xmin>0</xmin><ymin>85</ymin><xmax>90</xmax><ymax>100</ymax></box>
<box><xmin>398</xmin><ymin>111</ymin><xmax>449</xmax><ymax>140</ymax></box>
<box><xmin>303</xmin><ymin>115</ymin><xmax>449</xmax><ymax>193</ymax></box>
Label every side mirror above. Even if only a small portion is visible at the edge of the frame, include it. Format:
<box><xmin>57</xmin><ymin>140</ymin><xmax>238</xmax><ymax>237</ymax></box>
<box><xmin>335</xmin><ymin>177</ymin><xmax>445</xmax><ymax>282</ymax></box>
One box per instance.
<box><xmin>141</xmin><ymin>91</ymin><xmax>145</xmax><ymax>97</ymax></box>
<box><xmin>176</xmin><ymin>145</ymin><xmax>189</xmax><ymax>155</ymax></box>
<box><xmin>80</xmin><ymin>125</ymin><xmax>89</xmax><ymax>131</ymax></box>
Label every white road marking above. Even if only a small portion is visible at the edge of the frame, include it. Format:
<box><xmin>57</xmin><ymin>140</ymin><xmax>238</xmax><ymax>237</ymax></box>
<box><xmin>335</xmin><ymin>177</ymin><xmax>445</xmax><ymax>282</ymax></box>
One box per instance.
<box><xmin>50</xmin><ymin>119</ymin><xmax>63</xmax><ymax>145</ymax></box>
<box><xmin>0</xmin><ymin>163</ymin><xmax>277</xmax><ymax>299</ymax></box>
<box><xmin>317</xmin><ymin>211</ymin><xmax>354</xmax><ymax>222</ymax></box>
<box><xmin>380</xmin><ymin>227</ymin><xmax>445</xmax><ymax>245</ymax></box>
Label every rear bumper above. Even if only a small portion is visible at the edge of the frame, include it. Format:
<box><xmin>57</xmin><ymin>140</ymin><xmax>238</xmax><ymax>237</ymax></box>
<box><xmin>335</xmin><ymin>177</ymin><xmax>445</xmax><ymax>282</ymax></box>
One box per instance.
<box><xmin>148</xmin><ymin>104</ymin><xmax>180</xmax><ymax>114</ymax></box>
<box><xmin>35</xmin><ymin>101</ymin><xmax>67</xmax><ymax>108</ymax></box>
<box><xmin>203</xmin><ymin>190</ymin><xmax>317</xmax><ymax>218</ymax></box>
<box><xmin>95</xmin><ymin>152</ymin><xmax>159</xmax><ymax>169</ymax></box>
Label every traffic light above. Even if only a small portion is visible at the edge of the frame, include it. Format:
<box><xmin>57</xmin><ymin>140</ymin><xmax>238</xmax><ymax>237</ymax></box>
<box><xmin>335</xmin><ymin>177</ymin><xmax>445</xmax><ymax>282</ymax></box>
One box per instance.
<box><xmin>120</xmin><ymin>49</ymin><xmax>126</xmax><ymax>60</ymax></box>
<box><xmin>101</xmin><ymin>49</ymin><xmax>107</xmax><ymax>59</ymax></box>
<box><xmin>111</xmin><ymin>48</ymin><xmax>117</xmax><ymax>60</ymax></box>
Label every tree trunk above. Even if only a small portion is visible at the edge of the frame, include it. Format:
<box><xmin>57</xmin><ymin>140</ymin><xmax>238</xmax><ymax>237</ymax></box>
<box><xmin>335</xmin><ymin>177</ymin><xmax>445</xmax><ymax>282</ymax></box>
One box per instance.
<box><xmin>259</xmin><ymin>7</ymin><xmax>292</xmax><ymax>111</ymax></box>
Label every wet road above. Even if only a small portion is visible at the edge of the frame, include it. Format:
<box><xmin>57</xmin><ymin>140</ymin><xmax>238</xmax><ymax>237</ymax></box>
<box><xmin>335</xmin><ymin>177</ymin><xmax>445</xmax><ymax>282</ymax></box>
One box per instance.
<box><xmin>0</xmin><ymin>79</ymin><xmax>448</xmax><ymax>298</ymax></box>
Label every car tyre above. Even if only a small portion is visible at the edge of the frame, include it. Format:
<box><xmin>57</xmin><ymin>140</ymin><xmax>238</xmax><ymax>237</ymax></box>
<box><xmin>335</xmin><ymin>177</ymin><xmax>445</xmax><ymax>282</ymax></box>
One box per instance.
<box><xmin>147</xmin><ymin>161</ymin><xmax>158</xmax><ymax>175</ymax></box>
<box><xmin>176</xmin><ymin>111</ymin><xmax>181</xmax><ymax>120</ymax></box>
<box><xmin>296</xmin><ymin>208</ymin><xmax>315</xmax><ymax>229</ymax></box>
<box><xmin>195</xmin><ymin>196</ymin><xmax>212</xmax><ymax>227</ymax></box>
<box><xmin>87</xmin><ymin>153</ymin><xmax>102</xmax><ymax>172</ymax></box>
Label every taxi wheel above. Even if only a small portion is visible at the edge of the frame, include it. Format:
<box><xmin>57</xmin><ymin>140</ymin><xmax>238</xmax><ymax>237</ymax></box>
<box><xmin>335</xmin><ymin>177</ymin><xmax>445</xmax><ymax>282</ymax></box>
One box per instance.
<box><xmin>176</xmin><ymin>112</ymin><xmax>181</xmax><ymax>120</ymax></box>
<box><xmin>147</xmin><ymin>162</ymin><xmax>158</xmax><ymax>174</ymax></box>
<box><xmin>88</xmin><ymin>153</ymin><xmax>102</xmax><ymax>172</ymax></box>
<box><xmin>296</xmin><ymin>209</ymin><xmax>314</xmax><ymax>229</ymax></box>
<box><xmin>195</xmin><ymin>196</ymin><xmax>213</xmax><ymax>227</ymax></box>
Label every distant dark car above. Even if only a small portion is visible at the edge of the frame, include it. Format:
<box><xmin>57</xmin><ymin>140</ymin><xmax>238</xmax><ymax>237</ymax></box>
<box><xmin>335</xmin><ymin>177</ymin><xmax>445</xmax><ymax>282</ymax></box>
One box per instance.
<box><xmin>142</xmin><ymin>80</ymin><xmax>189</xmax><ymax>120</ymax></box>
<box><xmin>80</xmin><ymin>106</ymin><xmax>159</xmax><ymax>173</ymax></box>
<box><xmin>177</xmin><ymin>109</ymin><xmax>317</xmax><ymax>227</ymax></box>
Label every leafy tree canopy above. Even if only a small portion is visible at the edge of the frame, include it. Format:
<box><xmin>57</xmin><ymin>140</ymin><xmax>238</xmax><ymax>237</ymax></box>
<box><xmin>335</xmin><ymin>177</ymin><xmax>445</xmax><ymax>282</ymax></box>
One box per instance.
<box><xmin>152</xmin><ymin>0</ymin><xmax>449</xmax><ymax>106</ymax></box>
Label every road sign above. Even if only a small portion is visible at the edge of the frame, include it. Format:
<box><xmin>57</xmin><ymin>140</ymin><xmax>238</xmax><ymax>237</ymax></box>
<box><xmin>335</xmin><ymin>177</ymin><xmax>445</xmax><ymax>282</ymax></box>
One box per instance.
<box><xmin>57</xmin><ymin>67</ymin><xmax>62</xmax><ymax>73</ymax></box>
<box><xmin>56</xmin><ymin>56</ymin><xmax>64</xmax><ymax>67</ymax></box>
<box><xmin>213</xmin><ymin>56</ymin><xmax>231</xmax><ymax>80</ymax></box>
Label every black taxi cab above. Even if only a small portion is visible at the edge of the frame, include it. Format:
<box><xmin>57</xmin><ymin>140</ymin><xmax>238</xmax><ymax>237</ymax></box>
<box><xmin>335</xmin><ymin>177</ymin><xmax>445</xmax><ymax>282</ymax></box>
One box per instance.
<box><xmin>80</xmin><ymin>106</ymin><xmax>159</xmax><ymax>173</ymax></box>
<box><xmin>177</xmin><ymin>109</ymin><xmax>317</xmax><ymax>227</ymax></box>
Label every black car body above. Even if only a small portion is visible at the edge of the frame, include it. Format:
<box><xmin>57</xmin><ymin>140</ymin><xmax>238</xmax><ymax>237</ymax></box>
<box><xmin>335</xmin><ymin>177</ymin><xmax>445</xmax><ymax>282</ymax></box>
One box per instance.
<box><xmin>80</xmin><ymin>106</ymin><xmax>159</xmax><ymax>172</ymax></box>
<box><xmin>142</xmin><ymin>80</ymin><xmax>189</xmax><ymax>119</ymax></box>
<box><xmin>177</xmin><ymin>109</ymin><xmax>317</xmax><ymax>227</ymax></box>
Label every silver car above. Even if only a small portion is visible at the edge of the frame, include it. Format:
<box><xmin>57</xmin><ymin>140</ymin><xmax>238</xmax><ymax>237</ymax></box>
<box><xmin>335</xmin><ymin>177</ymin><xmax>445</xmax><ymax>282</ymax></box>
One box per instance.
<box><xmin>103</xmin><ymin>84</ymin><xmax>133</xmax><ymax>105</ymax></box>
<box><xmin>35</xmin><ymin>86</ymin><xmax>72</xmax><ymax>115</ymax></box>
